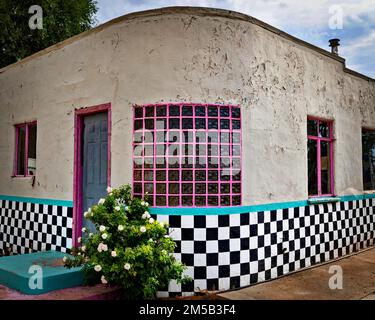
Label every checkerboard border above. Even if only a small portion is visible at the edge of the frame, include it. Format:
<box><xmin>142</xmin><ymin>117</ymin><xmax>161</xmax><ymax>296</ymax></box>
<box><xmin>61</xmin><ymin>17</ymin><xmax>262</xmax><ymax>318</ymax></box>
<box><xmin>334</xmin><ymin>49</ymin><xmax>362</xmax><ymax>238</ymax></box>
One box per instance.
<box><xmin>156</xmin><ymin>198</ymin><xmax>375</xmax><ymax>297</ymax></box>
<box><xmin>0</xmin><ymin>200</ymin><xmax>73</xmax><ymax>254</ymax></box>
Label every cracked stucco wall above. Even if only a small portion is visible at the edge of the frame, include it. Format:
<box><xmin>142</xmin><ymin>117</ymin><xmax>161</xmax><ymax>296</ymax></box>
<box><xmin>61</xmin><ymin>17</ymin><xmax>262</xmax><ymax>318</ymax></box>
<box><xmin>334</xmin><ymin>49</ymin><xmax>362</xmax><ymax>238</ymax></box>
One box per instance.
<box><xmin>0</xmin><ymin>11</ymin><xmax>374</xmax><ymax>204</ymax></box>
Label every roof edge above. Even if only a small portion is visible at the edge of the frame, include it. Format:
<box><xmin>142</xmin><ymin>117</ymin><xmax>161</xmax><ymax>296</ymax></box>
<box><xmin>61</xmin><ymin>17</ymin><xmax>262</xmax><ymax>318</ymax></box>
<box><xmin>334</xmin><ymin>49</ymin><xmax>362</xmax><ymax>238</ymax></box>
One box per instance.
<box><xmin>0</xmin><ymin>6</ymin><xmax>373</xmax><ymax>82</ymax></box>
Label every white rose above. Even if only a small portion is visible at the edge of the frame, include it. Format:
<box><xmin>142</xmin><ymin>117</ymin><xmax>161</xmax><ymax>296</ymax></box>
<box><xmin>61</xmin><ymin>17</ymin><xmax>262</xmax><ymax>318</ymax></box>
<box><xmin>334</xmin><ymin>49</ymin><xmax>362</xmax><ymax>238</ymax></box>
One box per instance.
<box><xmin>89</xmin><ymin>233</ymin><xmax>93</xmax><ymax>237</ymax></box>
<box><xmin>141</xmin><ymin>201</ymin><xmax>145</xmax><ymax>206</ymax></box>
<box><xmin>145</xmin><ymin>202</ymin><xmax>149</xmax><ymax>207</ymax></box>
<box><xmin>82</xmin><ymin>227</ymin><xmax>87</xmax><ymax>233</ymax></box>
<box><xmin>98</xmin><ymin>198</ymin><xmax>105</xmax><ymax>205</ymax></box>
<box><xmin>77</xmin><ymin>237</ymin><xmax>81</xmax><ymax>244</ymax></box>
<box><xmin>115</xmin><ymin>206</ymin><xmax>121</xmax><ymax>212</ymax></box>
<box><xmin>140</xmin><ymin>226</ymin><xmax>146</xmax><ymax>233</ymax></box>
<box><xmin>125</xmin><ymin>206</ymin><xmax>129</xmax><ymax>212</ymax></box>
<box><xmin>97</xmin><ymin>244</ymin><xmax>103</xmax><ymax>252</ymax></box>
<box><xmin>164</xmin><ymin>235</ymin><xmax>170</xmax><ymax>238</ymax></box>
<box><xmin>102</xmin><ymin>233</ymin><xmax>108</xmax><ymax>240</ymax></box>
<box><xmin>106</xmin><ymin>186</ymin><xmax>112</xmax><ymax>193</ymax></box>
<box><xmin>124</xmin><ymin>263</ymin><xmax>131</xmax><ymax>270</ymax></box>
<box><xmin>81</xmin><ymin>246</ymin><xmax>86</xmax><ymax>252</ymax></box>
<box><xmin>78</xmin><ymin>252</ymin><xmax>81</xmax><ymax>256</ymax></box>
<box><xmin>109</xmin><ymin>193</ymin><xmax>113</xmax><ymax>196</ymax></box>
<box><xmin>102</xmin><ymin>244</ymin><xmax>108</xmax><ymax>252</ymax></box>
<box><xmin>111</xmin><ymin>251</ymin><xmax>117</xmax><ymax>257</ymax></box>
<box><xmin>83</xmin><ymin>212</ymin><xmax>89</xmax><ymax>218</ymax></box>
<box><xmin>88</xmin><ymin>208</ymin><xmax>91</xmax><ymax>213</ymax></box>
<box><xmin>149</xmin><ymin>218</ymin><xmax>154</xmax><ymax>224</ymax></box>
<box><xmin>118</xmin><ymin>225</ymin><xmax>124</xmax><ymax>231</ymax></box>
<box><xmin>62</xmin><ymin>256</ymin><xmax>67</xmax><ymax>262</ymax></box>
<box><xmin>94</xmin><ymin>265</ymin><xmax>102</xmax><ymax>272</ymax></box>
<box><xmin>99</xmin><ymin>225</ymin><xmax>106</xmax><ymax>232</ymax></box>
<box><xmin>101</xmin><ymin>275</ymin><xmax>108</xmax><ymax>284</ymax></box>
<box><xmin>142</xmin><ymin>213</ymin><xmax>148</xmax><ymax>219</ymax></box>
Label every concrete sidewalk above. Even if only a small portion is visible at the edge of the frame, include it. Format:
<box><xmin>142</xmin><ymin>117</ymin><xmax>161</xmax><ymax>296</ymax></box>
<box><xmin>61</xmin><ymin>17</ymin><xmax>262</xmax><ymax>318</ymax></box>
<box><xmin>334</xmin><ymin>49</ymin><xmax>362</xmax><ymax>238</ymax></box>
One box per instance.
<box><xmin>218</xmin><ymin>247</ymin><xmax>375</xmax><ymax>300</ymax></box>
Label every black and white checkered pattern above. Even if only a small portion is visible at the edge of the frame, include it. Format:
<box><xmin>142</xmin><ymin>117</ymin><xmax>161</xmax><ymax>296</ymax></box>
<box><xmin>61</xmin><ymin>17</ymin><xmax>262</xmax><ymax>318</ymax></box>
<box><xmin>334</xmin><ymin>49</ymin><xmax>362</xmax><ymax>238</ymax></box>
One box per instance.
<box><xmin>0</xmin><ymin>200</ymin><xmax>73</xmax><ymax>254</ymax></box>
<box><xmin>156</xmin><ymin>198</ymin><xmax>375</xmax><ymax>297</ymax></box>
<box><xmin>0</xmin><ymin>197</ymin><xmax>373</xmax><ymax>297</ymax></box>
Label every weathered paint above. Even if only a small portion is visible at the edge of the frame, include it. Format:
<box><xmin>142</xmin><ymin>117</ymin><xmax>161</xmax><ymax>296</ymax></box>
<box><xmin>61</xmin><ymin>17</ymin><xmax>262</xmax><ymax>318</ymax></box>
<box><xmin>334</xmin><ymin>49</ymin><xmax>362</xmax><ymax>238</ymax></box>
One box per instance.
<box><xmin>0</xmin><ymin>7</ymin><xmax>374</xmax><ymax>205</ymax></box>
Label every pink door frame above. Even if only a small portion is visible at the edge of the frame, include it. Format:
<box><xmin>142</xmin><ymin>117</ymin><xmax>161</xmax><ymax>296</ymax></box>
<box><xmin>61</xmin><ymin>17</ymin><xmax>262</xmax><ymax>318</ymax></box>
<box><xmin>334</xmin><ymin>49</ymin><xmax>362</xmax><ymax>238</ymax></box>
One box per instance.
<box><xmin>73</xmin><ymin>103</ymin><xmax>112</xmax><ymax>246</ymax></box>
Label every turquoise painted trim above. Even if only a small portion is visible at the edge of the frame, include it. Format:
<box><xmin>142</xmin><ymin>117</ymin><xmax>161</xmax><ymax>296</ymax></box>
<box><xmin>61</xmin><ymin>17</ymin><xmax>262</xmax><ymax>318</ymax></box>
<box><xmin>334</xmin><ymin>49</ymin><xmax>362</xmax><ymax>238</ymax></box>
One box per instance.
<box><xmin>308</xmin><ymin>197</ymin><xmax>341</xmax><ymax>205</ymax></box>
<box><xmin>0</xmin><ymin>195</ymin><xmax>73</xmax><ymax>207</ymax></box>
<box><xmin>340</xmin><ymin>193</ymin><xmax>375</xmax><ymax>202</ymax></box>
<box><xmin>150</xmin><ymin>200</ymin><xmax>309</xmax><ymax>216</ymax></box>
<box><xmin>150</xmin><ymin>193</ymin><xmax>375</xmax><ymax>216</ymax></box>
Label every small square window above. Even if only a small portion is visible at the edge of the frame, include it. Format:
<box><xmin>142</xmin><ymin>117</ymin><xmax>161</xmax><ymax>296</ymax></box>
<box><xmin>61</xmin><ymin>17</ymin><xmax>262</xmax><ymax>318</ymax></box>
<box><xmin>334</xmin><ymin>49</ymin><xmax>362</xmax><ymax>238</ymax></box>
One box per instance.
<box><xmin>232</xmin><ymin>107</ymin><xmax>240</xmax><ymax>118</ymax></box>
<box><xmin>169</xmin><ymin>183</ymin><xmax>180</xmax><ymax>194</ymax></box>
<box><xmin>145</xmin><ymin>106</ymin><xmax>154</xmax><ymax>117</ymax></box>
<box><xmin>220</xmin><ymin>107</ymin><xmax>230</xmax><ymax>117</ymax></box>
<box><xmin>195</xmin><ymin>183</ymin><xmax>206</xmax><ymax>194</ymax></box>
<box><xmin>182</xmin><ymin>118</ymin><xmax>193</xmax><ymax>129</ymax></box>
<box><xmin>169</xmin><ymin>105</ymin><xmax>180</xmax><ymax>116</ymax></box>
<box><xmin>156</xmin><ymin>105</ymin><xmax>167</xmax><ymax>117</ymax></box>
<box><xmin>168</xmin><ymin>196</ymin><xmax>179</xmax><ymax>206</ymax></box>
<box><xmin>195</xmin><ymin>118</ymin><xmax>206</xmax><ymax>129</ymax></box>
<box><xmin>156</xmin><ymin>183</ymin><xmax>166</xmax><ymax>194</ymax></box>
<box><xmin>208</xmin><ymin>106</ymin><xmax>218</xmax><ymax>116</ymax></box>
<box><xmin>169</xmin><ymin>118</ymin><xmax>180</xmax><ymax>129</ymax></box>
<box><xmin>182</xmin><ymin>183</ymin><xmax>193</xmax><ymax>194</ymax></box>
<box><xmin>156</xmin><ymin>196</ymin><xmax>166</xmax><ymax>206</ymax></box>
<box><xmin>195</xmin><ymin>106</ymin><xmax>206</xmax><ymax>116</ymax></box>
<box><xmin>208</xmin><ymin>119</ymin><xmax>218</xmax><ymax>129</ymax></box>
<box><xmin>134</xmin><ymin>107</ymin><xmax>143</xmax><ymax>118</ymax></box>
<box><xmin>182</xmin><ymin>106</ymin><xmax>193</xmax><ymax>116</ymax></box>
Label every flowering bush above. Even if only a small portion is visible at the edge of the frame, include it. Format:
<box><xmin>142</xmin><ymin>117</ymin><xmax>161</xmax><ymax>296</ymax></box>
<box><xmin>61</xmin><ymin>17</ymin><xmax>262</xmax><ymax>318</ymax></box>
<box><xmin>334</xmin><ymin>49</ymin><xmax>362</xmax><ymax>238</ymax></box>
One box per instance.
<box><xmin>63</xmin><ymin>184</ymin><xmax>191</xmax><ymax>299</ymax></box>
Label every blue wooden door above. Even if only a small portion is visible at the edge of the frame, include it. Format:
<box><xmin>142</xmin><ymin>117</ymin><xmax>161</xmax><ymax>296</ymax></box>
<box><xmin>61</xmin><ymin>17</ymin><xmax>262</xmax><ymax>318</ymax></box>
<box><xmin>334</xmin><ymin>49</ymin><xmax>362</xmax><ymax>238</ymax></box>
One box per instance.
<box><xmin>82</xmin><ymin>112</ymin><xmax>108</xmax><ymax>233</ymax></box>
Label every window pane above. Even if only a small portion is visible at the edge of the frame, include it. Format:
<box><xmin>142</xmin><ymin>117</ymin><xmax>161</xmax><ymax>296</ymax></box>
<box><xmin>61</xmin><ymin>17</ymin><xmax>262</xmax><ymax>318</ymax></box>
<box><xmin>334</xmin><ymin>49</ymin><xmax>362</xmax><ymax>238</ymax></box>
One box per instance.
<box><xmin>362</xmin><ymin>130</ymin><xmax>375</xmax><ymax>190</ymax></box>
<box><xmin>27</xmin><ymin>124</ymin><xmax>37</xmax><ymax>175</ymax></box>
<box><xmin>319</xmin><ymin>121</ymin><xmax>330</xmax><ymax>138</ymax></box>
<box><xmin>17</xmin><ymin>126</ymin><xmax>26</xmax><ymax>175</ymax></box>
<box><xmin>308</xmin><ymin>139</ymin><xmax>318</xmax><ymax>195</ymax></box>
<box><xmin>321</xmin><ymin>141</ymin><xmax>331</xmax><ymax>194</ymax></box>
<box><xmin>307</xmin><ymin>119</ymin><xmax>317</xmax><ymax>136</ymax></box>
<box><xmin>156</xmin><ymin>105</ymin><xmax>167</xmax><ymax>117</ymax></box>
<box><xmin>182</xmin><ymin>105</ymin><xmax>193</xmax><ymax>116</ymax></box>
<box><xmin>169</xmin><ymin>105</ymin><xmax>180</xmax><ymax>116</ymax></box>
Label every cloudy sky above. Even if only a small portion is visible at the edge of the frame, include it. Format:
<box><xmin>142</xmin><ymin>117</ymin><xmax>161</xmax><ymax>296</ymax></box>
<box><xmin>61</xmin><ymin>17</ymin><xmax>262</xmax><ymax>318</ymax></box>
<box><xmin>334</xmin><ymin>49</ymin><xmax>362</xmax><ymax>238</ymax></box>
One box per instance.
<box><xmin>95</xmin><ymin>0</ymin><xmax>375</xmax><ymax>78</ymax></box>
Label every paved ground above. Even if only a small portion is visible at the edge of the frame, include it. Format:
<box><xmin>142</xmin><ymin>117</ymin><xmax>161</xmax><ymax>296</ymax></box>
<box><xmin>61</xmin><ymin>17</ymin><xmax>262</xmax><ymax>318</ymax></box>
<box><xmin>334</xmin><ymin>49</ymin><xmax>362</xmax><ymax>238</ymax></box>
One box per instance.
<box><xmin>0</xmin><ymin>283</ymin><xmax>120</xmax><ymax>300</ymax></box>
<box><xmin>218</xmin><ymin>247</ymin><xmax>375</xmax><ymax>300</ymax></box>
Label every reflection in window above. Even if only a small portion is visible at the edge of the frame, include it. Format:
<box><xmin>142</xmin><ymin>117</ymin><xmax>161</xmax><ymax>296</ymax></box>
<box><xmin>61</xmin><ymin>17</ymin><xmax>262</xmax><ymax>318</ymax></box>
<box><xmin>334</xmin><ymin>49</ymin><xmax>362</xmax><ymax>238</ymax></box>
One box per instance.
<box><xmin>362</xmin><ymin>129</ymin><xmax>375</xmax><ymax>190</ymax></box>
<box><xmin>133</xmin><ymin>104</ymin><xmax>242</xmax><ymax>207</ymax></box>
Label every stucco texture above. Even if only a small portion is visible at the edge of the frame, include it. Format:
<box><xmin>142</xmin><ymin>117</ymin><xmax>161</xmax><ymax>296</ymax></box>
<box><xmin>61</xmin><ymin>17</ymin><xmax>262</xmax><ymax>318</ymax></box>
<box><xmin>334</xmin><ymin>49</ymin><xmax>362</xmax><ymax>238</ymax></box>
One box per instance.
<box><xmin>0</xmin><ymin>7</ymin><xmax>374</xmax><ymax>204</ymax></box>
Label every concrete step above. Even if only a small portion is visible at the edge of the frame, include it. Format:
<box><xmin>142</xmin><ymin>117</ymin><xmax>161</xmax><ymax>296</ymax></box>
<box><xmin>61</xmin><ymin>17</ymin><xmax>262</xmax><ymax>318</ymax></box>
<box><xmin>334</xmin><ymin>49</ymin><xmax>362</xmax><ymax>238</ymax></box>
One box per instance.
<box><xmin>0</xmin><ymin>251</ymin><xmax>83</xmax><ymax>295</ymax></box>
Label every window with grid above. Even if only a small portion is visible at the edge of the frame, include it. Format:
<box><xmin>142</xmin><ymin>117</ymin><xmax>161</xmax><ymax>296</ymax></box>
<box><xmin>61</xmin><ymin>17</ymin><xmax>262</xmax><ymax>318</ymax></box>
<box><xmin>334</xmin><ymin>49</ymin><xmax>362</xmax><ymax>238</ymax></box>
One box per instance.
<box><xmin>307</xmin><ymin>117</ymin><xmax>334</xmax><ymax>196</ymax></box>
<box><xmin>133</xmin><ymin>104</ymin><xmax>242</xmax><ymax>207</ymax></box>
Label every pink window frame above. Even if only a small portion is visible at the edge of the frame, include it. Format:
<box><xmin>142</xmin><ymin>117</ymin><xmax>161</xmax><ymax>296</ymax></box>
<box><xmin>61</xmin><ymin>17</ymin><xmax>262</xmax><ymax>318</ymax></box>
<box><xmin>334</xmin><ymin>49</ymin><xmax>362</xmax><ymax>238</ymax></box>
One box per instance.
<box><xmin>73</xmin><ymin>103</ymin><xmax>111</xmax><ymax>246</ymax></box>
<box><xmin>362</xmin><ymin>127</ymin><xmax>375</xmax><ymax>191</ymax></box>
<box><xmin>13</xmin><ymin>121</ymin><xmax>37</xmax><ymax>177</ymax></box>
<box><xmin>132</xmin><ymin>103</ymin><xmax>243</xmax><ymax>208</ymax></box>
<box><xmin>307</xmin><ymin>116</ymin><xmax>335</xmax><ymax>197</ymax></box>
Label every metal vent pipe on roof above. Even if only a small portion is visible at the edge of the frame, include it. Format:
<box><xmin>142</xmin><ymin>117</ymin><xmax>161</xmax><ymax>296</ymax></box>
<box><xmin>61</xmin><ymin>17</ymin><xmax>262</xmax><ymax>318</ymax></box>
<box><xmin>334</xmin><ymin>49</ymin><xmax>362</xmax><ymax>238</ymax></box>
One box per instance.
<box><xmin>329</xmin><ymin>38</ymin><xmax>340</xmax><ymax>55</ymax></box>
